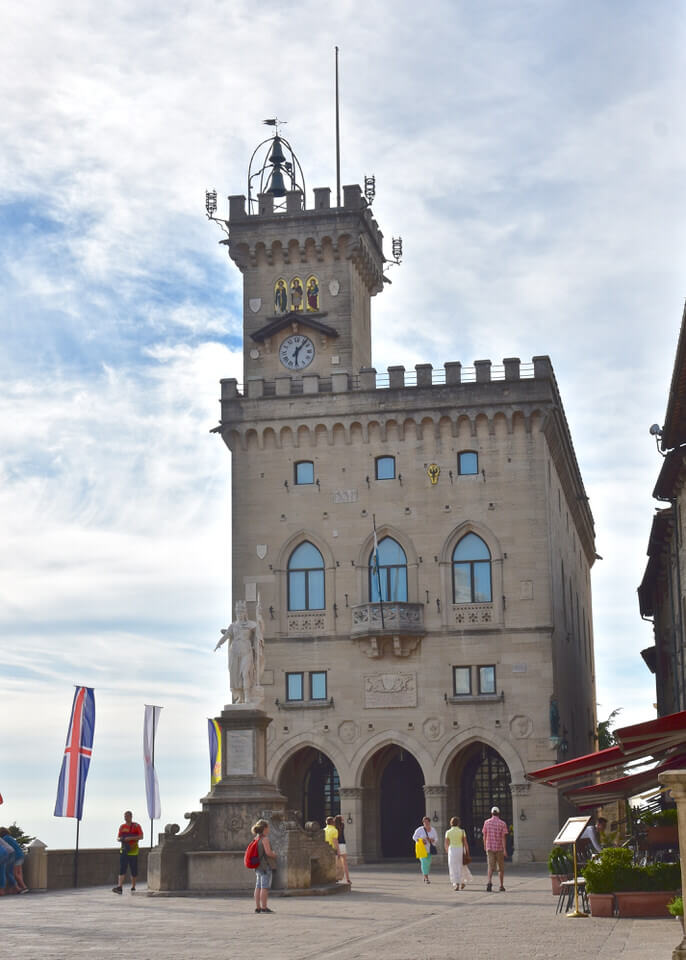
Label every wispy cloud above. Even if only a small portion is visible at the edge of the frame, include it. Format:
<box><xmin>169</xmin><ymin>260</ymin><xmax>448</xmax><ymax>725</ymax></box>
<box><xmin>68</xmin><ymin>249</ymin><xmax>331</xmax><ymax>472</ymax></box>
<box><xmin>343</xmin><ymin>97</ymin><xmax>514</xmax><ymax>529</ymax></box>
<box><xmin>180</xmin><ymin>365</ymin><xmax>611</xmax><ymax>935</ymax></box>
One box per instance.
<box><xmin>1</xmin><ymin>0</ymin><xmax>685</xmax><ymax>843</ymax></box>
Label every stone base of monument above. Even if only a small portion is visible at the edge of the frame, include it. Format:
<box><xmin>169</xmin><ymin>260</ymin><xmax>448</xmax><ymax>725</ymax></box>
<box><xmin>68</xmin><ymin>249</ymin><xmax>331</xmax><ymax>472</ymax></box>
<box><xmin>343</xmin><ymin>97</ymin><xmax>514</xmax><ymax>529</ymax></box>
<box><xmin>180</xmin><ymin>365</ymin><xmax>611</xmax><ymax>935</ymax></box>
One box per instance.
<box><xmin>147</xmin><ymin>707</ymin><xmax>343</xmax><ymax>896</ymax></box>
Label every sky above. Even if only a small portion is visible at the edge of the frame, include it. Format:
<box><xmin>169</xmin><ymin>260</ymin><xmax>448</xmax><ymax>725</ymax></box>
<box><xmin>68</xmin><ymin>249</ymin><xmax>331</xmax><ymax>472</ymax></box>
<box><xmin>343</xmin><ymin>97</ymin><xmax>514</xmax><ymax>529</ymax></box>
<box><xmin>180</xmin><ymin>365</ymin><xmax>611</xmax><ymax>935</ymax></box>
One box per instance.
<box><xmin>1</xmin><ymin>0</ymin><xmax>685</xmax><ymax>849</ymax></box>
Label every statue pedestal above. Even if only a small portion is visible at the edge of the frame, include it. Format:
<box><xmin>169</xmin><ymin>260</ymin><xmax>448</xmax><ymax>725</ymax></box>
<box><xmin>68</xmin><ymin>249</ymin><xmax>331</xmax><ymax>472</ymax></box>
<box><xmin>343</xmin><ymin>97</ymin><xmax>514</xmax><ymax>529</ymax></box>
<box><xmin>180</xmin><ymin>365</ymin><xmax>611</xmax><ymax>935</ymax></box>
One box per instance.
<box><xmin>148</xmin><ymin>707</ymin><xmax>340</xmax><ymax>895</ymax></box>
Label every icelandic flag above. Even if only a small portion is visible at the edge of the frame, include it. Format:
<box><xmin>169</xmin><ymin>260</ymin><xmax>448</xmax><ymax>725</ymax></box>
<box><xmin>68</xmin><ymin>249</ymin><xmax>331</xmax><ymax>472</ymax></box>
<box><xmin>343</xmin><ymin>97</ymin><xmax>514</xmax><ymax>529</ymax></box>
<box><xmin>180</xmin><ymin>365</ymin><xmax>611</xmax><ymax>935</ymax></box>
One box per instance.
<box><xmin>144</xmin><ymin>705</ymin><xmax>162</xmax><ymax>821</ymax></box>
<box><xmin>208</xmin><ymin>719</ymin><xmax>222</xmax><ymax>786</ymax></box>
<box><xmin>54</xmin><ymin>686</ymin><xmax>95</xmax><ymax>819</ymax></box>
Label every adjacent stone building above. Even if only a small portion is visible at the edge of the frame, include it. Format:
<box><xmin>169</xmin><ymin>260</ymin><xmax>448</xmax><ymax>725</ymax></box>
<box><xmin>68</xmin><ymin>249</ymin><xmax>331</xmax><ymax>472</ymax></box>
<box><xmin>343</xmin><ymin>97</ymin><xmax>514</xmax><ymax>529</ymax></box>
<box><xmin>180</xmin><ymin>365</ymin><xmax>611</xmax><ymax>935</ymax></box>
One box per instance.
<box><xmin>639</xmin><ymin>303</ymin><xmax>686</xmax><ymax>716</ymax></box>
<box><xmin>211</xmin><ymin>135</ymin><xmax>597</xmax><ymax>862</ymax></box>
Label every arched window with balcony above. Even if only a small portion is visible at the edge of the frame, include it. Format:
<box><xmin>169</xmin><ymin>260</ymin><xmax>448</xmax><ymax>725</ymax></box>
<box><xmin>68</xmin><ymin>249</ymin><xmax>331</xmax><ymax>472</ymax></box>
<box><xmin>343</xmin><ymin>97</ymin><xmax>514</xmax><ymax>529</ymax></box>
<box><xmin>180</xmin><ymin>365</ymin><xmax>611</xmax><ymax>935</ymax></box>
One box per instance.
<box><xmin>369</xmin><ymin>536</ymin><xmax>408</xmax><ymax>602</ymax></box>
<box><xmin>452</xmin><ymin>533</ymin><xmax>492</xmax><ymax>603</ymax></box>
<box><xmin>288</xmin><ymin>542</ymin><xmax>325</xmax><ymax>610</ymax></box>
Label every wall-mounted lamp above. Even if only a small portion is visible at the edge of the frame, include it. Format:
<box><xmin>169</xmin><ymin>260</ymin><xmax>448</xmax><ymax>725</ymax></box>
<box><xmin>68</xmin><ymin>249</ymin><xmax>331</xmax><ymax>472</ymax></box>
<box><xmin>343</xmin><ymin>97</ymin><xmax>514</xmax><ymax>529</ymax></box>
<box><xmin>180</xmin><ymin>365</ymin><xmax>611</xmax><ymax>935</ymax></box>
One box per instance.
<box><xmin>436</xmin><ymin>598</ymin><xmax>441</xmax><ymax>612</ymax></box>
<box><xmin>433</xmin><ymin>811</ymin><xmax>439</xmax><ymax>822</ymax></box>
<box><xmin>269</xmin><ymin>606</ymin><xmax>275</xmax><ymax>620</ymax></box>
<box><xmin>425</xmin><ymin>590</ymin><xmax>430</xmax><ymax>604</ymax></box>
<box><xmin>333</xmin><ymin>603</ymin><xmax>338</xmax><ymax>618</ymax></box>
<box><xmin>347</xmin><ymin>812</ymin><xmax>353</xmax><ymax>825</ymax></box>
<box><xmin>520</xmin><ymin>810</ymin><xmax>527</xmax><ymax>821</ymax></box>
<box><xmin>344</xmin><ymin>593</ymin><xmax>349</xmax><ymax>607</ymax></box>
<box><xmin>449</xmin><ymin>470</ymin><xmax>454</xmax><ymax>484</ymax></box>
<box><xmin>284</xmin><ymin>480</ymin><xmax>289</xmax><ymax>490</ymax></box>
<box><xmin>398</xmin><ymin>473</ymin><xmax>403</xmax><ymax>486</ymax></box>
<box><xmin>365</xmin><ymin>475</ymin><xmax>370</xmax><ymax>488</ymax></box>
<box><xmin>316</xmin><ymin>478</ymin><xmax>320</xmax><ymax>490</ymax></box>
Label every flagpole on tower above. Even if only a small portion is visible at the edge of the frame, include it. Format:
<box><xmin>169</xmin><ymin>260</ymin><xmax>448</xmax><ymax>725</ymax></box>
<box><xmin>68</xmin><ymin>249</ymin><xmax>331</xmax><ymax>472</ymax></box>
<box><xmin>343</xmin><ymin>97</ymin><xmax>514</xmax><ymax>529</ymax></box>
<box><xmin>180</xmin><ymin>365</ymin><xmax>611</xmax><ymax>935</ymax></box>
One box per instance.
<box><xmin>335</xmin><ymin>45</ymin><xmax>341</xmax><ymax>208</ymax></box>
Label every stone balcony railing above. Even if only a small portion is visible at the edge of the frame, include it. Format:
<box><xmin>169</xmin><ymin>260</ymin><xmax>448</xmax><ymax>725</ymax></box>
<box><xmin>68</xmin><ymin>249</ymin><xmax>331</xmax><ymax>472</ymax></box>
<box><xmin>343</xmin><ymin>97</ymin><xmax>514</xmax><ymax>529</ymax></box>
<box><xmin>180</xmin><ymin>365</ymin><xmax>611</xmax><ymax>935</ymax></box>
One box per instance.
<box><xmin>350</xmin><ymin>601</ymin><xmax>425</xmax><ymax>658</ymax></box>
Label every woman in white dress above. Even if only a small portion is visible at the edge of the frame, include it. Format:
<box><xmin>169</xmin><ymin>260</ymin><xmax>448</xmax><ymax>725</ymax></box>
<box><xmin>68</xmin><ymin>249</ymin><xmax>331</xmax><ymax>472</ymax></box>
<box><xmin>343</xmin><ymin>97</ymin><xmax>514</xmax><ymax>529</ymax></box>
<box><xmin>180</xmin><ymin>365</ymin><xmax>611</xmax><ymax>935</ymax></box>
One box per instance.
<box><xmin>444</xmin><ymin>816</ymin><xmax>470</xmax><ymax>890</ymax></box>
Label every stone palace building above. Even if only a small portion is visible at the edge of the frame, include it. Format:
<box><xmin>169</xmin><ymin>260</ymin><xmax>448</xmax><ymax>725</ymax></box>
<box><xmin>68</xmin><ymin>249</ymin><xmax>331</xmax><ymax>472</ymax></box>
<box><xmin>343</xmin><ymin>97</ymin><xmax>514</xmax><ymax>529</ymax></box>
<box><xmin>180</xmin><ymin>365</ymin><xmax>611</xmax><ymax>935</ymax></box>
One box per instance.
<box><xmin>210</xmin><ymin>133</ymin><xmax>597</xmax><ymax>862</ymax></box>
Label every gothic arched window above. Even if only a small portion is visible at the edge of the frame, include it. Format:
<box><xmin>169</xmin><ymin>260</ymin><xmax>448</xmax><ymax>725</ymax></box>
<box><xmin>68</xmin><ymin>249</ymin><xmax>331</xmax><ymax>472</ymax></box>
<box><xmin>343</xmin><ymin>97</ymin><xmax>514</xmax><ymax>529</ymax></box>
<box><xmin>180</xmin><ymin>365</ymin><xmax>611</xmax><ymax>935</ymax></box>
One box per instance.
<box><xmin>452</xmin><ymin>533</ymin><xmax>492</xmax><ymax>603</ymax></box>
<box><xmin>369</xmin><ymin>536</ymin><xmax>408</xmax><ymax>602</ymax></box>
<box><xmin>288</xmin><ymin>542</ymin><xmax>325</xmax><ymax>610</ymax></box>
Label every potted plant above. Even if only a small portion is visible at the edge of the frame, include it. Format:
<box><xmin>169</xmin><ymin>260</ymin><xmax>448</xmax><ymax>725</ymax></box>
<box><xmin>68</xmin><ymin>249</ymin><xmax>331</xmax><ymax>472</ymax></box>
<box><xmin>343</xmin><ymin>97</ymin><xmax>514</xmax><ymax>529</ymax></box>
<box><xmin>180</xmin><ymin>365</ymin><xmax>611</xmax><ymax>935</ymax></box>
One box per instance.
<box><xmin>584</xmin><ymin>847</ymin><xmax>681</xmax><ymax>918</ymax></box>
<box><xmin>583</xmin><ymin>847</ymin><xmax>628</xmax><ymax>917</ymax></box>
<box><xmin>613</xmin><ymin>861</ymin><xmax>681</xmax><ymax>917</ymax></box>
<box><xmin>642</xmin><ymin>808</ymin><xmax>679</xmax><ymax>849</ymax></box>
<box><xmin>548</xmin><ymin>847</ymin><xmax>573</xmax><ymax>895</ymax></box>
<box><xmin>668</xmin><ymin>895</ymin><xmax>684</xmax><ymax>934</ymax></box>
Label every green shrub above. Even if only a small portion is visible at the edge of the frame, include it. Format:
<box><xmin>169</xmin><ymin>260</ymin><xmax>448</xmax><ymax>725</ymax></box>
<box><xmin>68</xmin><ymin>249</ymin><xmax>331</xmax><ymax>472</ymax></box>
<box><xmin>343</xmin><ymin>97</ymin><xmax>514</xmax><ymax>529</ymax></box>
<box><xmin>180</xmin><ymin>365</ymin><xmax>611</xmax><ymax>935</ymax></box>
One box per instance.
<box><xmin>668</xmin><ymin>896</ymin><xmax>683</xmax><ymax>918</ymax></box>
<box><xmin>639</xmin><ymin>808</ymin><xmax>678</xmax><ymax>827</ymax></box>
<box><xmin>583</xmin><ymin>847</ymin><xmax>632</xmax><ymax>894</ymax></box>
<box><xmin>583</xmin><ymin>847</ymin><xmax>680</xmax><ymax>894</ymax></box>
<box><xmin>548</xmin><ymin>847</ymin><xmax>573</xmax><ymax>875</ymax></box>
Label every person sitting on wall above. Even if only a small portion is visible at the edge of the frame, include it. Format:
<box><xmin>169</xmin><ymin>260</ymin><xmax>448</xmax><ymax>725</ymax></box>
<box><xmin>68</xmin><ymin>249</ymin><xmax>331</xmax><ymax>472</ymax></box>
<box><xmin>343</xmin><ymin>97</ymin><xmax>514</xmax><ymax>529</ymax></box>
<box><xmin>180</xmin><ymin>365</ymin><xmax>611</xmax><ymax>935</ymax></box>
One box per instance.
<box><xmin>0</xmin><ymin>833</ymin><xmax>17</xmax><ymax>895</ymax></box>
<box><xmin>0</xmin><ymin>828</ymin><xmax>28</xmax><ymax>892</ymax></box>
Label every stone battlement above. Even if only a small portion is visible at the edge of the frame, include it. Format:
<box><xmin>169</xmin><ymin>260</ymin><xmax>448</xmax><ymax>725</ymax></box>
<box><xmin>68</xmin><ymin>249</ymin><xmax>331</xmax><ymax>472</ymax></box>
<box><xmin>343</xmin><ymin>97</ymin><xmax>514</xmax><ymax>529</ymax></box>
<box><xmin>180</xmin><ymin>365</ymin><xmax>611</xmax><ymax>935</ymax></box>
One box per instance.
<box><xmin>220</xmin><ymin>356</ymin><xmax>550</xmax><ymax>401</ymax></box>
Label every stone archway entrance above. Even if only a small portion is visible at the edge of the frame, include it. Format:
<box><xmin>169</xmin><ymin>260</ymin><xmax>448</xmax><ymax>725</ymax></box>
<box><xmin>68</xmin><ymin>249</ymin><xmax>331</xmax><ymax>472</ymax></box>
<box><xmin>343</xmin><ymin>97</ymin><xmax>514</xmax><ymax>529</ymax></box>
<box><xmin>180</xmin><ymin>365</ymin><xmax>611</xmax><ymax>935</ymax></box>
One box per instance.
<box><xmin>361</xmin><ymin>745</ymin><xmax>425</xmax><ymax>859</ymax></box>
<box><xmin>277</xmin><ymin>747</ymin><xmax>340</xmax><ymax>826</ymax></box>
<box><xmin>446</xmin><ymin>743</ymin><xmax>513</xmax><ymax>857</ymax></box>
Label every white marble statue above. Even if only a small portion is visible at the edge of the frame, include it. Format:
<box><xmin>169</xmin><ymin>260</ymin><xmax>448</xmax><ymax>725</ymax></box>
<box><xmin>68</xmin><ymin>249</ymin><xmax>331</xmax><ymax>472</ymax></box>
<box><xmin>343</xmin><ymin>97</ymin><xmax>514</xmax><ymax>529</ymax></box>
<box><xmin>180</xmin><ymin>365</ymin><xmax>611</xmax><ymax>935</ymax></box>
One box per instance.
<box><xmin>214</xmin><ymin>597</ymin><xmax>265</xmax><ymax>705</ymax></box>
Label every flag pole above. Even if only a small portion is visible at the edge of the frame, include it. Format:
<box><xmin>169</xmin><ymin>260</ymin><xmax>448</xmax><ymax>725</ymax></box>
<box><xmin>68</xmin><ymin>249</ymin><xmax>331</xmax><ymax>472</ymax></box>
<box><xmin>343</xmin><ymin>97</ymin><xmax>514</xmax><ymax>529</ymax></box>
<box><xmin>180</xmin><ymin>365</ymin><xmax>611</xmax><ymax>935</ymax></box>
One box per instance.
<box><xmin>373</xmin><ymin>513</ymin><xmax>385</xmax><ymax>629</ymax></box>
<box><xmin>335</xmin><ymin>45</ymin><xmax>341</xmax><ymax>208</ymax></box>
<box><xmin>74</xmin><ymin>819</ymin><xmax>80</xmax><ymax>888</ymax></box>
<box><xmin>150</xmin><ymin>720</ymin><xmax>155</xmax><ymax>850</ymax></box>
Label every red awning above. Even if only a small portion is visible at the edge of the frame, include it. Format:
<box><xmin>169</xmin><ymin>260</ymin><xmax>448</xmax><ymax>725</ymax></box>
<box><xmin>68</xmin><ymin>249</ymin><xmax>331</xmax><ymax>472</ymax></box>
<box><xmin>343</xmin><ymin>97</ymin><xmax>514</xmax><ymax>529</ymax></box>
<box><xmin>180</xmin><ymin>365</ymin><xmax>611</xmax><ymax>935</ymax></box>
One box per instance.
<box><xmin>527</xmin><ymin>710</ymin><xmax>686</xmax><ymax>788</ymax></box>
<box><xmin>527</xmin><ymin>746</ymin><xmax>628</xmax><ymax>786</ymax></box>
<box><xmin>615</xmin><ymin>710</ymin><xmax>686</xmax><ymax>752</ymax></box>
<box><xmin>565</xmin><ymin>753</ymin><xmax>686</xmax><ymax>808</ymax></box>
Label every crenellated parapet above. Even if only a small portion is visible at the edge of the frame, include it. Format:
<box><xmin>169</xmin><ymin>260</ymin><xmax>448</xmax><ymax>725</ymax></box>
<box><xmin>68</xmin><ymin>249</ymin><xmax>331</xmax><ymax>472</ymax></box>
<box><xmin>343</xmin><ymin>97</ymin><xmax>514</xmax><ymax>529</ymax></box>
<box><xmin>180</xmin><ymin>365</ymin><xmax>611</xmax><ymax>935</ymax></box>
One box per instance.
<box><xmin>226</xmin><ymin>184</ymin><xmax>385</xmax><ymax>295</ymax></box>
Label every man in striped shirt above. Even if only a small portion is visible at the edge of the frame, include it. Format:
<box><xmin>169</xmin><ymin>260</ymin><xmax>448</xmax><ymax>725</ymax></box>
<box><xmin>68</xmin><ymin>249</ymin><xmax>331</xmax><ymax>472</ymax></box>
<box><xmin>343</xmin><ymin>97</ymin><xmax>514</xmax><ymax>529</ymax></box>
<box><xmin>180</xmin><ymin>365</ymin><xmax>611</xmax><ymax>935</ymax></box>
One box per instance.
<box><xmin>483</xmin><ymin>806</ymin><xmax>509</xmax><ymax>892</ymax></box>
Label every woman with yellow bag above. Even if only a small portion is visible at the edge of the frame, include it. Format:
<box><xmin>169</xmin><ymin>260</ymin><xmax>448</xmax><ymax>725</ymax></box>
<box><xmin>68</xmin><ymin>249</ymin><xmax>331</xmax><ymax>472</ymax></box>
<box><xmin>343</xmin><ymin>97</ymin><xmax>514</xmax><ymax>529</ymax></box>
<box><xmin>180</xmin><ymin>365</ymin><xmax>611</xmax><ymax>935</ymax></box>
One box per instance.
<box><xmin>412</xmin><ymin>816</ymin><xmax>439</xmax><ymax>884</ymax></box>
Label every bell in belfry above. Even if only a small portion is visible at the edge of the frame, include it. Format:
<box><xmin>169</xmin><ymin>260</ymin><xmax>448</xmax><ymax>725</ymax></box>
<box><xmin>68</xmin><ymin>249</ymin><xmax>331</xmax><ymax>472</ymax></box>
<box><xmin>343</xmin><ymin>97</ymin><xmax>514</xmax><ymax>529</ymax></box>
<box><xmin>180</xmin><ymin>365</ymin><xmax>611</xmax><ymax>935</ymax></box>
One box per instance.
<box><xmin>267</xmin><ymin>167</ymin><xmax>287</xmax><ymax>197</ymax></box>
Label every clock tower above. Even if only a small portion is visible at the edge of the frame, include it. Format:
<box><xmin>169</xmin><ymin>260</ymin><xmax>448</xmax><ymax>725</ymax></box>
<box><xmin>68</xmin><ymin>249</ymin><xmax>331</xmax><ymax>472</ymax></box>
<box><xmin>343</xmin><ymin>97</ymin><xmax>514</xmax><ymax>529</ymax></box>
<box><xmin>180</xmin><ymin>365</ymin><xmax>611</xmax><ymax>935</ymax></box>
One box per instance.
<box><xmin>210</xmin><ymin>127</ymin><xmax>598</xmax><ymax>869</ymax></box>
<box><xmin>220</xmin><ymin>133</ymin><xmax>386</xmax><ymax>387</ymax></box>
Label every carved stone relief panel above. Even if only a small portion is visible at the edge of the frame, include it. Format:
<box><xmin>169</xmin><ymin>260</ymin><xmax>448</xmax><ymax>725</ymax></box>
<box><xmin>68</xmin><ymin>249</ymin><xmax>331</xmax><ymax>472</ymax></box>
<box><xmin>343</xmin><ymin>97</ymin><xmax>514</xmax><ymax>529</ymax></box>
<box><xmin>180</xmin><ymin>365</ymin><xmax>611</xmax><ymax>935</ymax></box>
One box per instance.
<box><xmin>364</xmin><ymin>673</ymin><xmax>417</xmax><ymax>708</ymax></box>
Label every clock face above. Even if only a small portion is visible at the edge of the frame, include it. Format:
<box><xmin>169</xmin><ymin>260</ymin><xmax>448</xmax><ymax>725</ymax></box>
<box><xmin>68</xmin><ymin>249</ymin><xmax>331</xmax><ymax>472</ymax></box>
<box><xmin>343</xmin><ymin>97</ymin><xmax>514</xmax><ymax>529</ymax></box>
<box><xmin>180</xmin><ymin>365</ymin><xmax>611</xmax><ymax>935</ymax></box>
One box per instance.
<box><xmin>279</xmin><ymin>334</ymin><xmax>315</xmax><ymax>370</ymax></box>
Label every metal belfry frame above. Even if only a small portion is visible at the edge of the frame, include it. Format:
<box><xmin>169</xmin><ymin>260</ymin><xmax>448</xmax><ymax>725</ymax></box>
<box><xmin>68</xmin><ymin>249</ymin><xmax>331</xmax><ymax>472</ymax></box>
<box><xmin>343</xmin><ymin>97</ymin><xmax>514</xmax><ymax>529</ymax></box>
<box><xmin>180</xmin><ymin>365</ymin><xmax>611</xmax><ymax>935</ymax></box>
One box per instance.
<box><xmin>247</xmin><ymin>128</ymin><xmax>306</xmax><ymax>213</ymax></box>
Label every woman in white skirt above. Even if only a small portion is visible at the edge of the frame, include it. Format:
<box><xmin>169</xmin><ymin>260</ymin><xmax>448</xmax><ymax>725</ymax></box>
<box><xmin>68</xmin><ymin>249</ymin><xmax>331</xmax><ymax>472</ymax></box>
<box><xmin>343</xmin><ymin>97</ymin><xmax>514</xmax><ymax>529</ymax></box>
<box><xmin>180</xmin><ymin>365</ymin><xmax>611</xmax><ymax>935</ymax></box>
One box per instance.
<box><xmin>444</xmin><ymin>816</ymin><xmax>470</xmax><ymax>890</ymax></box>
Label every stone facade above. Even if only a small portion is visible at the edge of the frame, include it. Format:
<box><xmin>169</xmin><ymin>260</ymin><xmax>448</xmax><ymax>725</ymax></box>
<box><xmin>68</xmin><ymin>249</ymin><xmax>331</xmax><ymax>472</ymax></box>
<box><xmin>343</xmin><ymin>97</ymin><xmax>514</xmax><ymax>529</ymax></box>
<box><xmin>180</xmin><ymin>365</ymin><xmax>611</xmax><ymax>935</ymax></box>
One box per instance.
<box><xmin>212</xmin><ymin>157</ymin><xmax>597</xmax><ymax>863</ymax></box>
<box><xmin>639</xmin><ymin>303</ymin><xmax>686</xmax><ymax>715</ymax></box>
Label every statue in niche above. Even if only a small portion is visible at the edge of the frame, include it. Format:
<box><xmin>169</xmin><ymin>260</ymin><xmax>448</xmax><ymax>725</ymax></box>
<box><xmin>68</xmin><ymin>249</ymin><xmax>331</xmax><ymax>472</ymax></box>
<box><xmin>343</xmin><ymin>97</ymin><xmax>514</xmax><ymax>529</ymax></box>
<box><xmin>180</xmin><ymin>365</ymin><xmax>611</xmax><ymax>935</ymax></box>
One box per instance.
<box><xmin>306</xmin><ymin>276</ymin><xmax>319</xmax><ymax>312</ymax></box>
<box><xmin>274</xmin><ymin>279</ymin><xmax>288</xmax><ymax>314</ymax></box>
<box><xmin>290</xmin><ymin>277</ymin><xmax>303</xmax><ymax>311</ymax></box>
<box><xmin>214</xmin><ymin>597</ymin><xmax>265</xmax><ymax>705</ymax></box>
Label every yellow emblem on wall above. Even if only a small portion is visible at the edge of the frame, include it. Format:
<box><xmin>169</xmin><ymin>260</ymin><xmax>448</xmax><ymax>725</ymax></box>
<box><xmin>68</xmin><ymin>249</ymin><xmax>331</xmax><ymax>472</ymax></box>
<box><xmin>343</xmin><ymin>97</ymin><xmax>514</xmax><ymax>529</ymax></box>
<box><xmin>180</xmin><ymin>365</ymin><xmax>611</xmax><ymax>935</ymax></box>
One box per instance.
<box><xmin>427</xmin><ymin>463</ymin><xmax>440</xmax><ymax>484</ymax></box>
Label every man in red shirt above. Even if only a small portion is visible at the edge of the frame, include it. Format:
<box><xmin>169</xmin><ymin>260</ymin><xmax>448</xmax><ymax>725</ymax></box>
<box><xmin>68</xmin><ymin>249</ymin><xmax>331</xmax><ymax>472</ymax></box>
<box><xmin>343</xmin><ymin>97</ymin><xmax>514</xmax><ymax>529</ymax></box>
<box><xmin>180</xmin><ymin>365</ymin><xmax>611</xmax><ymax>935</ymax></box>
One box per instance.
<box><xmin>482</xmin><ymin>806</ymin><xmax>509</xmax><ymax>892</ymax></box>
<box><xmin>112</xmin><ymin>811</ymin><xmax>143</xmax><ymax>894</ymax></box>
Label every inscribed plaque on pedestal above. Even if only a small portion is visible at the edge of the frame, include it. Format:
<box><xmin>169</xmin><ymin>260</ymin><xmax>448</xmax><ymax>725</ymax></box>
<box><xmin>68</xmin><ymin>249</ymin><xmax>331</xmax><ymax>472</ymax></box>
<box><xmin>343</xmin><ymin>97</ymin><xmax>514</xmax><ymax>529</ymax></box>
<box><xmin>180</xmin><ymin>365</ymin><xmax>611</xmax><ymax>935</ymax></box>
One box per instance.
<box><xmin>226</xmin><ymin>729</ymin><xmax>255</xmax><ymax>775</ymax></box>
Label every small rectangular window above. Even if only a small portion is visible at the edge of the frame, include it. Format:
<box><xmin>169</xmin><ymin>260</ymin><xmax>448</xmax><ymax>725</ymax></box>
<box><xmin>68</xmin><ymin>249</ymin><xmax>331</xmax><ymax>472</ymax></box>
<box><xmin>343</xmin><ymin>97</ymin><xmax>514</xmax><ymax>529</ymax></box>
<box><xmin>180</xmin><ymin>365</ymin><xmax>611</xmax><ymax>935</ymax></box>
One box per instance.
<box><xmin>286</xmin><ymin>672</ymin><xmax>304</xmax><ymax>701</ymax></box>
<box><xmin>295</xmin><ymin>461</ymin><xmax>314</xmax><ymax>485</ymax></box>
<box><xmin>458</xmin><ymin>451</ymin><xmax>478</xmax><ymax>475</ymax></box>
<box><xmin>310</xmin><ymin>671</ymin><xmax>327</xmax><ymax>700</ymax></box>
<box><xmin>375</xmin><ymin>456</ymin><xmax>395</xmax><ymax>480</ymax></box>
<box><xmin>478</xmin><ymin>665</ymin><xmax>496</xmax><ymax>695</ymax></box>
<box><xmin>453</xmin><ymin>666</ymin><xmax>471</xmax><ymax>696</ymax></box>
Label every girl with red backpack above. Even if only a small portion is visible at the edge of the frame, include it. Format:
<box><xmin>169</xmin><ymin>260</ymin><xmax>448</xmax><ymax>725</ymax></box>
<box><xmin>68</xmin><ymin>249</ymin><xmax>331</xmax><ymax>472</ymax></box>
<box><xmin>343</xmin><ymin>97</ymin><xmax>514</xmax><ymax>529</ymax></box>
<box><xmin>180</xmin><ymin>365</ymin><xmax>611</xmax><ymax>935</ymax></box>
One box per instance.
<box><xmin>249</xmin><ymin>819</ymin><xmax>277</xmax><ymax>913</ymax></box>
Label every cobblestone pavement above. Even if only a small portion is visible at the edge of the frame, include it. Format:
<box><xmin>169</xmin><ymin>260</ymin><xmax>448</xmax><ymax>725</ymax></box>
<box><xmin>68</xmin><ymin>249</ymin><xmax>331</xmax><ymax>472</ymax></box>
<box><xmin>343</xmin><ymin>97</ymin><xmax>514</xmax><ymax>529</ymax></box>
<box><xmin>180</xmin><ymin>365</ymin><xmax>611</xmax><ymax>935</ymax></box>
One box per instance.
<box><xmin>2</xmin><ymin>863</ymin><xmax>680</xmax><ymax>960</ymax></box>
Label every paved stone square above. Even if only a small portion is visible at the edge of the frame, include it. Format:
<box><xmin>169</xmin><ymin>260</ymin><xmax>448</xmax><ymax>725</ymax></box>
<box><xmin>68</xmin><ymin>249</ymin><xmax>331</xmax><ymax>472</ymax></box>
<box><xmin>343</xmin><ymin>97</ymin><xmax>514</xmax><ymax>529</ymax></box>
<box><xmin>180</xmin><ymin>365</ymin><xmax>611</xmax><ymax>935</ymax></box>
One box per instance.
<box><xmin>2</xmin><ymin>863</ymin><xmax>679</xmax><ymax>959</ymax></box>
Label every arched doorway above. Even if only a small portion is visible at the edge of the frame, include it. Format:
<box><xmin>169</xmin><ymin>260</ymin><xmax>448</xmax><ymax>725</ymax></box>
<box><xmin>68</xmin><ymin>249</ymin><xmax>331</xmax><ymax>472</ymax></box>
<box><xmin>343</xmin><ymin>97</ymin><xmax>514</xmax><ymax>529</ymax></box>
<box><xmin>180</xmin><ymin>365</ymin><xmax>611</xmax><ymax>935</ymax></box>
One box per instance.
<box><xmin>361</xmin><ymin>745</ymin><xmax>425</xmax><ymax>859</ymax></box>
<box><xmin>446</xmin><ymin>743</ymin><xmax>513</xmax><ymax>857</ymax></box>
<box><xmin>277</xmin><ymin>747</ymin><xmax>340</xmax><ymax>826</ymax></box>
